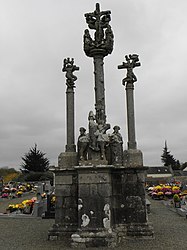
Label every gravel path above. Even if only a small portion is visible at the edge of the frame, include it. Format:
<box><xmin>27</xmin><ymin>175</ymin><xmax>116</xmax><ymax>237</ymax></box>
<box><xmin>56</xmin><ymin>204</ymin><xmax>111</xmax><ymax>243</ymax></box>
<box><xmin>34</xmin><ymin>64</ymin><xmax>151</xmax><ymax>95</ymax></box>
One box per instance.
<box><xmin>0</xmin><ymin>197</ymin><xmax>187</xmax><ymax>250</ymax></box>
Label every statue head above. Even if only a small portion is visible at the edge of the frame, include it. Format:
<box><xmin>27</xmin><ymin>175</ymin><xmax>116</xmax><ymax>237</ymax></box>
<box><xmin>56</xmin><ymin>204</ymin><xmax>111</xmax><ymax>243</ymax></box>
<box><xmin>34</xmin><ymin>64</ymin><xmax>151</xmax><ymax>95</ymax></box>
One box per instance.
<box><xmin>79</xmin><ymin>127</ymin><xmax>86</xmax><ymax>135</ymax></box>
<box><xmin>88</xmin><ymin>111</ymin><xmax>95</xmax><ymax>121</ymax></box>
<box><xmin>113</xmin><ymin>125</ymin><xmax>120</xmax><ymax>132</ymax></box>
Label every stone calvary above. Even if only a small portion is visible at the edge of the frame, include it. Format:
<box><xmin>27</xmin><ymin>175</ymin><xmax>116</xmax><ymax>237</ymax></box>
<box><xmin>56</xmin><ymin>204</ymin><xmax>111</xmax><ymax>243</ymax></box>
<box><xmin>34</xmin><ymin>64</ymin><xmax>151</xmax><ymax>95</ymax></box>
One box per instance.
<box><xmin>48</xmin><ymin>3</ymin><xmax>154</xmax><ymax>248</ymax></box>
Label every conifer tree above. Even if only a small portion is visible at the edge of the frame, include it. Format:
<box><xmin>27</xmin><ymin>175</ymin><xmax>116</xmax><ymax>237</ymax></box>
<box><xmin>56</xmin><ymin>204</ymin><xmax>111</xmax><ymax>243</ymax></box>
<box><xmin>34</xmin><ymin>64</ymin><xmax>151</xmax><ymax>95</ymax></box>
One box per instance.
<box><xmin>21</xmin><ymin>144</ymin><xmax>49</xmax><ymax>172</ymax></box>
<box><xmin>161</xmin><ymin>141</ymin><xmax>180</xmax><ymax>170</ymax></box>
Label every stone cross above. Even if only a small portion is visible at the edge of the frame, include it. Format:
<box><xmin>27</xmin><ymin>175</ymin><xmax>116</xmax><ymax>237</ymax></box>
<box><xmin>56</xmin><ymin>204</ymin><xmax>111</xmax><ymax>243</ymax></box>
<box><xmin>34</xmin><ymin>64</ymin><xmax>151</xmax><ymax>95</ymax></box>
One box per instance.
<box><xmin>118</xmin><ymin>54</ymin><xmax>141</xmax><ymax>150</ymax></box>
<box><xmin>84</xmin><ymin>3</ymin><xmax>114</xmax><ymax>125</ymax></box>
<box><xmin>62</xmin><ymin>58</ymin><xmax>79</xmax><ymax>152</ymax></box>
<box><xmin>84</xmin><ymin>3</ymin><xmax>111</xmax><ymax>44</ymax></box>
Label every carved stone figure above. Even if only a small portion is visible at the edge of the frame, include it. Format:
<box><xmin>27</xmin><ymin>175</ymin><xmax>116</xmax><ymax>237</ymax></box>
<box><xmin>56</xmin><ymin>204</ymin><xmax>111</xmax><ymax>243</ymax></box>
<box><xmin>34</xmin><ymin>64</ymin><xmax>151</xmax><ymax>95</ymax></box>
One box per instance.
<box><xmin>88</xmin><ymin>111</ymin><xmax>98</xmax><ymax>151</ymax></box>
<box><xmin>118</xmin><ymin>54</ymin><xmax>141</xmax><ymax>86</ymax></box>
<box><xmin>77</xmin><ymin>127</ymin><xmax>89</xmax><ymax>161</ymax></box>
<box><xmin>105</xmin><ymin>24</ymin><xmax>114</xmax><ymax>54</ymax></box>
<box><xmin>110</xmin><ymin>125</ymin><xmax>123</xmax><ymax>164</ymax></box>
<box><xmin>84</xmin><ymin>29</ymin><xmax>94</xmax><ymax>54</ymax></box>
<box><xmin>94</xmin><ymin>123</ymin><xmax>110</xmax><ymax>160</ymax></box>
<box><xmin>62</xmin><ymin>58</ymin><xmax>79</xmax><ymax>88</ymax></box>
<box><xmin>95</xmin><ymin>99</ymin><xmax>106</xmax><ymax>125</ymax></box>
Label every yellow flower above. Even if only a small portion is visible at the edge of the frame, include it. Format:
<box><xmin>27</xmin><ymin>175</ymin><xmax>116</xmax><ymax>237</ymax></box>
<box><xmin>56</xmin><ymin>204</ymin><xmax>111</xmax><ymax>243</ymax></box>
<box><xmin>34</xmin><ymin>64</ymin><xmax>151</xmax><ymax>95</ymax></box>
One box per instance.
<box><xmin>51</xmin><ymin>196</ymin><xmax>56</xmax><ymax>204</ymax></box>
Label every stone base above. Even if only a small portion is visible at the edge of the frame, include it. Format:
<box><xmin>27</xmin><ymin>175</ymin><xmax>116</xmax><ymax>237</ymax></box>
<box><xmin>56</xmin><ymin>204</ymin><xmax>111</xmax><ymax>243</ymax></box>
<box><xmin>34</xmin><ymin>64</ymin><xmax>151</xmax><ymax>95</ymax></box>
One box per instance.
<box><xmin>58</xmin><ymin>152</ymin><xmax>78</xmax><ymax>168</ymax></box>
<box><xmin>48</xmin><ymin>162</ymin><xmax>154</xmax><ymax>246</ymax></box>
<box><xmin>126</xmin><ymin>222</ymin><xmax>154</xmax><ymax>239</ymax></box>
<box><xmin>42</xmin><ymin>211</ymin><xmax>55</xmax><ymax>219</ymax></box>
<box><xmin>123</xmin><ymin>149</ymin><xmax>143</xmax><ymax>168</ymax></box>
<box><xmin>48</xmin><ymin>223</ymin><xmax>77</xmax><ymax>241</ymax></box>
<box><xmin>71</xmin><ymin>231</ymin><xmax>117</xmax><ymax>248</ymax></box>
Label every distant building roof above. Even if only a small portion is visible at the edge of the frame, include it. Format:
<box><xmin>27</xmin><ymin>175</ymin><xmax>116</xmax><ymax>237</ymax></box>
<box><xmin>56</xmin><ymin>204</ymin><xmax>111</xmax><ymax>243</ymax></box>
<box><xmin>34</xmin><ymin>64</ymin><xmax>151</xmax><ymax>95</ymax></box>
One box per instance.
<box><xmin>146</xmin><ymin>166</ymin><xmax>173</xmax><ymax>178</ymax></box>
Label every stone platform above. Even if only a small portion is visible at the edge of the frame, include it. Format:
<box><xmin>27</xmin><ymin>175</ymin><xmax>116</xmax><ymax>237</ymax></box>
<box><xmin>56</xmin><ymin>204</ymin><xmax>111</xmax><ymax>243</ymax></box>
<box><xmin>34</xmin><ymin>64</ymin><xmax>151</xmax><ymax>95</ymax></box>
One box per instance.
<box><xmin>48</xmin><ymin>164</ymin><xmax>154</xmax><ymax>247</ymax></box>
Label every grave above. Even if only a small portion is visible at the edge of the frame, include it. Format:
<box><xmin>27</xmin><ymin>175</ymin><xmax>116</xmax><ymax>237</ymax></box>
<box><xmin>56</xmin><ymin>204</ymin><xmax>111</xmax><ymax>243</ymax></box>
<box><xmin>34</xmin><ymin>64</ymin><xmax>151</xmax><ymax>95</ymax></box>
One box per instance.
<box><xmin>48</xmin><ymin>3</ymin><xmax>154</xmax><ymax>247</ymax></box>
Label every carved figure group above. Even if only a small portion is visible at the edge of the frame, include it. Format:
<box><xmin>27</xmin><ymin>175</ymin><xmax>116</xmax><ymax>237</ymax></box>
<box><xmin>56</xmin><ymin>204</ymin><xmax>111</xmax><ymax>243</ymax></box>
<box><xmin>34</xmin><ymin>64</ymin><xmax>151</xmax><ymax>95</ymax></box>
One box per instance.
<box><xmin>78</xmin><ymin>111</ymin><xmax>123</xmax><ymax>164</ymax></box>
<box><xmin>85</xmin><ymin>3</ymin><xmax>111</xmax><ymax>43</ymax></box>
<box><xmin>83</xmin><ymin>3</ymin><xmax>114</xmax><ymax>57</ymax></box>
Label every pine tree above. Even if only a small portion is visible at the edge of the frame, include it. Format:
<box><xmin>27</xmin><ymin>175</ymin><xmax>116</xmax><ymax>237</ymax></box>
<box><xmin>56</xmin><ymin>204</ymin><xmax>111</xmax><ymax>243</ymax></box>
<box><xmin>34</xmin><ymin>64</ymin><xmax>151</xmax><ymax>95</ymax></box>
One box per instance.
<box><xmin>21</xmin><ymin>144</ymin><xmax>50</xmax><ymax>172</ymax></box>
<box><xmin>161</xmin><ymin>141</ymin><xmax>180</xmax><ymax>170</ymax></box>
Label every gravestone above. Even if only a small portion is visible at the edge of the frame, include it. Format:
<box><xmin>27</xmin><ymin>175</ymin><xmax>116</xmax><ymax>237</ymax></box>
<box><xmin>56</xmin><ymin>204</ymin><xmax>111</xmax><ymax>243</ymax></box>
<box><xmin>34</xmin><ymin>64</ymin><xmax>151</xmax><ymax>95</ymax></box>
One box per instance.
<box><xmin>48</xmin><ymin>3</ymin><xmax>154</xmax><ymax>247</ymax></box>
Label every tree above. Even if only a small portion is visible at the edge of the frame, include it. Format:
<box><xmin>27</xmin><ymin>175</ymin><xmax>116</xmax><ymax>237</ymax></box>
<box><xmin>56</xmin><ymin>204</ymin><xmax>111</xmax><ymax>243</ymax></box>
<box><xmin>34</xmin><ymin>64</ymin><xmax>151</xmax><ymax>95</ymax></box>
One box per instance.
<box><xmin>181</xmin><ymin>162</ymin><xmax>187</xmax><ymax>171</ymax></box>
<box><xmin>21</xmin><ymin>144</ymin><xmax>50</xmax><ymax>172</ymax></box>
<box><xmin>161</xmin><ymin>141</ymin><xmax>180</xmax><ymax>170</ymax></box>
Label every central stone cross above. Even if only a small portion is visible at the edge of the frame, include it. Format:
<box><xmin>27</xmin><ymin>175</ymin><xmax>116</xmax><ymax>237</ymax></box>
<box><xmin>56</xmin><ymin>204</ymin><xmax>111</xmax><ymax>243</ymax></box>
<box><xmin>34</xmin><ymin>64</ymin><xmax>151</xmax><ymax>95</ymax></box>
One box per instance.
<box><xmin>84</xmin><ymin>3</ymin><xmax>114</xmax><ymax>125</ymax></box>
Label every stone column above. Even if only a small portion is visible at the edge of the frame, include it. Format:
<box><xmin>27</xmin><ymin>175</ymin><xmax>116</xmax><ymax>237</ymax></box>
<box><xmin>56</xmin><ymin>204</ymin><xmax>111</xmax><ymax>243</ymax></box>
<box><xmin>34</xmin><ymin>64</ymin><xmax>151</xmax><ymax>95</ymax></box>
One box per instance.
<box><xmin>118</xmin><ymin>54</ymin><xmax>143</xmax><ymax>168</ymax></box>
<box><xmin>62</xmin><ymin>57</ymin><xmax>79</xmax><ymax>152</ymax></box>
<box><xmin>57</xmin><ymin>58</ymin><xmax>79</xmax><ymax>168</ymax></box>
<box><xmin>126</xmin><ymin>82</ymin><xmax>137</xmax><ymax>150</ymax></box>
<box><xmin>66</xmin><ymin>86</ymin><xmax>76</xmax><ymax>152</ymax></box>
<box><xmin>93</xmin><ymin>54</ymin><xmax>106</xmax><ymax>124</ymax></box>
<box><xmin>118</xmin><ymin>54</ymin><xmax>140</xmax><ymax>150</ymax></box>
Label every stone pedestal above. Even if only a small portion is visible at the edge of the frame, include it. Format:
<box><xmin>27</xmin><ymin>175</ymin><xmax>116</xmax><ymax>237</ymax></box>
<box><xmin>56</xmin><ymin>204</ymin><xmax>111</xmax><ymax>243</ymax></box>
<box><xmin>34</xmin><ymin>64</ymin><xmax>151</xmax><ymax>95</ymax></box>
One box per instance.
<box><xmin>71</xmin><ymin>165</ymin><xmax>117</xmax><ymax>248</ymax></box>
<box><xmin>48</xmin><ymin>162</ymin><xmax>153</xmax><ymax>245</ymax></box>
<box><xmin>58</xmin><ymin>152</ymin><xmax>78</xmax><ymax>168</ymax></box>
<box><xmin>123</xmin><ymin>149</ymin><xmax>143</xmax><ymax>168</ymax></box>
<box><xmin>48</xmin><ymin>167</ymin><xmax>78</xmax><ymax>241</ymax></box>
<box><xmin>112</xmin><ymin>166</ymin><xmax>154</xmax><ymax>240</ymax></box>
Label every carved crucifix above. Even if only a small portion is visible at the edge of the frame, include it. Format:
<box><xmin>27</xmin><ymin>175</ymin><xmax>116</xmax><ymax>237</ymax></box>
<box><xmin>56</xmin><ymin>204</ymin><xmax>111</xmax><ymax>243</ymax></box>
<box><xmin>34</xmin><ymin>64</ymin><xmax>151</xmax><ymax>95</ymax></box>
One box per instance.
<box><xmin>85</xmin><ymin>3</ymin><xmax>111</xmax><ymax>44</ymax></box>
<box><xmin>118</xmin><ymin>54</ymin><xmax>141</xmax><ymax>86</ymax></box>
<box><xmin>62</xmin><ymin>58</ymin><xmax>79</xmax><ymax>89</ymax></box>
<box><xmin>118</xmin><ymin>54</ymin><xmax>141</xmax><ymax>150</ymax></box>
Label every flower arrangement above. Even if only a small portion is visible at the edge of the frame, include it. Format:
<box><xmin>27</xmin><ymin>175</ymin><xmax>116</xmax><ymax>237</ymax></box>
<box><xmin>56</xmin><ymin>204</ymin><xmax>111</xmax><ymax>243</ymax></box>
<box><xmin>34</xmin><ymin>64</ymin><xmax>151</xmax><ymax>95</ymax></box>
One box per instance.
<box><xmin>1</xmin><ymin>193</ymin><xmax>9</xmax><ymax>198</ymax></box>
<box><xmin>148</xmin><ymin>183</ymin><xmax>182</xmax><ymax>200</ymax></box>
<box><xmin>173</xmin><ymin>194</ymin><xmax>180</xmax><ymax>202</ymax></box>
<box><xmin>7</xmin><ymin>198</ymin><xmax>36</xmax><ymax>214</ymax></box>
<box><xmin>50</xmin><ymin>195</ymin><xmax>56</xmax><ymax>205</ymax></box>
<box><xmin>8</xmin><ymin>203</ymin><xmax>24</xmax><ymax>213</ymax></box>
<box><xmin>16</xmin><ymin>191</ymin><xmax>23</xmax><ymax>197</ymax></box>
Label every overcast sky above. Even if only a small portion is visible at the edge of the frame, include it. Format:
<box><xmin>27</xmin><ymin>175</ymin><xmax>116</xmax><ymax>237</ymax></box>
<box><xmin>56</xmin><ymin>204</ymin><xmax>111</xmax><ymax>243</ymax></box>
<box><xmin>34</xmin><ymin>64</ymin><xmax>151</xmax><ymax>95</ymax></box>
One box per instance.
<box><xmin>1</xmin><ymin>0</ymin><xmax>187</xmax><ymax>169</ymax></box>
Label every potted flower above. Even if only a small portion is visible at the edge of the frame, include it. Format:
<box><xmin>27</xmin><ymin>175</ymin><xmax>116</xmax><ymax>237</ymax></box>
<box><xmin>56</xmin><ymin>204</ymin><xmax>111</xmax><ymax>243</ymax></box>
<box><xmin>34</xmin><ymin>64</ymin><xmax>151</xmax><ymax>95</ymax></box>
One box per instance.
<box><xmin>16</xmin><ymin>191</ymin><xmax>23</xmax><ymax>197</ymax></box>
<box><xmin>173</xmin><ymin>194</ymin><xmax>181</xmax><ymax>208</ymax></box>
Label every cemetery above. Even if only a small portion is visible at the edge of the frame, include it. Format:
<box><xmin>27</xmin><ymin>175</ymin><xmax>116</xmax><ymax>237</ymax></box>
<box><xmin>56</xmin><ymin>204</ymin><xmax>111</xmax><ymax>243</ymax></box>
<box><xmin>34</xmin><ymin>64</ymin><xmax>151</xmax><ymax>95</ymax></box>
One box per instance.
<box><xmin>0</xmin><ymin>181</ymin><xmax>54</xmax><ymax>217</ymax></box>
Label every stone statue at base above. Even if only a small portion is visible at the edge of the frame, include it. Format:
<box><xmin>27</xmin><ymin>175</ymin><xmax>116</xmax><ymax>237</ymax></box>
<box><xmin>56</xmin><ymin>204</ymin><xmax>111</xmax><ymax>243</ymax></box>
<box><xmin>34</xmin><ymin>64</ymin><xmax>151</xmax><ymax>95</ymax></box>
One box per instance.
<box><xmin>77</xmin><ymin>127</ymin><xmax>89</xmax><ymax>161</ymax></box>
<box><xmin>88</xmin><ymin>111</ymin><xmax>98</xmax><ymax>151</ymax></box>
<box><xmin>94</xmin><ymin>123</ymin><xmax>110</xmax><ymax>161</ymax></box>
<box><xmin>110</xmin><ymin>125</ymin><xmax>123</xmax><ymax>165</ymax></box>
